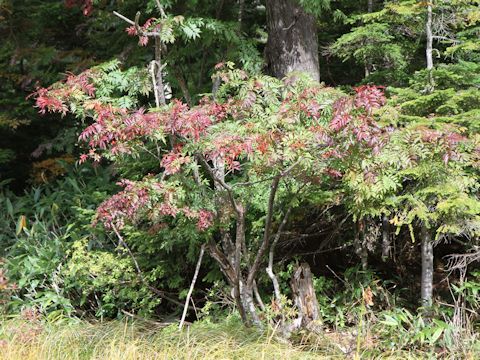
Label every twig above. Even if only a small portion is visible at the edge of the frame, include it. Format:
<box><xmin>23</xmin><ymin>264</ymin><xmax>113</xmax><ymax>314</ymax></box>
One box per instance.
<box><xmin>134</xmin><ymin>11</ymin><xmax>142</xmax><ymax>34</ymax></box>
<box><xmin>155</xmin><ymin>0</ymin><xmax>167</xmax><ymax>18</ymax></box>
<box><xmin>437</xmin><ymin>301</ymin><xmax>478</xmax><ymax>316</ymax></box>
<box><xmin>326</xmin><ymin>265</ymin><xmax>350</xmax><ymax>289</ymax></box>
<box><xmin>179</xmin><ymin>244</ymin><xmax>205</xmax><ymax>330</ymax></box>
<box><xmin>112</xmin><ymin>224</ymin><xmax>142</xmax><ymax>275</ymax></box>
<box><xmin>173</xmin><ymin>65</ymin><xmax>193</xmax><ymax>106</ymax></box>
<box><xmin>113</xmin><ymin>10</ymin><xmax>161</xmax><ymax>36</ymax></box>
<box><xmin>111</xmin><ymin>225</ymin><xmax>194</xmax><ymax>310</ymax></box>
<box><xmin>246</xmin><ymin>160</ymin><xmax>301</xmax><ymax>289</ymax></box>
<box><xmin>113</xmin><ymin>11</ymin><xmax>135</xmax><ymax>25</ymax></box>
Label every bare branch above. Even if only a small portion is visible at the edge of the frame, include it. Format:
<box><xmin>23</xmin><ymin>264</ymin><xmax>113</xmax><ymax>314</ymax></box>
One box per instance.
<box><xmin>155</xmin><ymin>0</ymin><xmax>167</xmax><ymax>18</ymax></box>
<box><xmin>253</xmin><ymin>280</ymin><xmax>266</xmax><ymax>311</ymax></box>
<box><xmin>113</xmin><ymin>11</ymin><xmax>135</xmax><ymax>25</ymax></box>
<box><xmin>134</xmin><ymin>11</ymin><xmax>142</xmax><ymax>34</ymax></box>
<box><xmin>112</xmin><ymin>224</ymin><xmax>142</xmax><ymax>274</ymax></box>
<box><xmin>179</xmin><ymin>244</ymin><xmax>205</xmax><ymax>330</ymax></box>
<box><xmin>113</xmin><ymin>11</ymin><xmax>161</xmax><ymax>36</ymax></box>
<box><xmin>433</xmin><ymin>35</ymin><xmax>460</xmax><ymax>44</ymax></box>
<box><xmin>172</xmin><ymin>65</ymin><xmax>193</xmax><ymax>106</ymax></box>
<box><xmin>446</xmin><ymin>250</ymin><xmax>480</xmax><ymax>274</ymax></box>
<box><xmin>232</xmin><ymin>158</ymin><xmax>301</xmax><ymax>188</ymax></box>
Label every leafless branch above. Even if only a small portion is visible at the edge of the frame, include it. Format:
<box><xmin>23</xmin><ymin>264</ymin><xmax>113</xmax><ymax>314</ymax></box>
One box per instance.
<box><xmin>445</xmin><ymin>250</ymin><xmax>480</xmax><ymax>274</ymax></box>
<box><xmin>155</xmin><ymin>0</ymin><xmax>167</xmax><ymax>18</ymax></box>
<box><xmin>113</xmin><ymin>11</ymin><xmax>135</xmax><ymax>25</ymax></box>
<box><xmin>113</xmin><ymin>11</ymin><xmax>161</xmax><ymax>36</ymax></box>
<box><xmin>179</xmin><ymin>244</ymin><xmax>205</xmax><ymax>330</ymax></box>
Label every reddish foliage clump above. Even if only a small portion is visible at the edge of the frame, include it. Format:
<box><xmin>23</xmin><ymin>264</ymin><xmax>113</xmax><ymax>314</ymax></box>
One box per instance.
<box><xmin>65</xmin><ymin>0</ymin><xmax>93</xmax><ymax>16</ymax></box>
<box><xmin>94</xmin><ymin>178</ymin><xmax>214</xmax><ymax>231</ymax></box>
<box><xmin>33</xmin><ymin>67</ymin><xmax>391</xmax><ymax>233</ymax></box>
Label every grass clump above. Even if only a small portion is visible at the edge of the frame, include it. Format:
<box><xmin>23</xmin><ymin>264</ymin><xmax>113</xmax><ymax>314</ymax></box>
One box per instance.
<box><xmin>0</xmin><ymin>314</ymin><xmax>477</xmax><ymax>359</ymax></box>
<box><xmin>0</xmin><ymin>316</ymin><xmax>335</xmax><ymax>360</ymax></box>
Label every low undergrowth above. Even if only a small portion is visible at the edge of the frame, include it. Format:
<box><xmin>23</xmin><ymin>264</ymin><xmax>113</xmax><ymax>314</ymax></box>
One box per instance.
<box><xmin>1</xmin><ymin>314</ymin><xmax>478</xmax><ymax>359</ymax></box>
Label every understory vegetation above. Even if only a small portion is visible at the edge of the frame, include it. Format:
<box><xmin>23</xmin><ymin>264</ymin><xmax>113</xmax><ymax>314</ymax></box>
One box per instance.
<box><xmin>1</xmin><ymin>314</ymin><xmax>479</xmax><ymax>359</ymax></box>
<box><xmin>1</xmin><ymin>0</ymin><xmax>480</xmax><ymax>358</ymax></box>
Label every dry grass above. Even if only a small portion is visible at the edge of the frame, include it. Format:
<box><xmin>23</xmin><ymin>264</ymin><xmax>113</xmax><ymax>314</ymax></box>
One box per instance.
<box><xmin>0</xmin><ymin>316</ymin><xmax>451</xmax><ymax>360</ymax></box>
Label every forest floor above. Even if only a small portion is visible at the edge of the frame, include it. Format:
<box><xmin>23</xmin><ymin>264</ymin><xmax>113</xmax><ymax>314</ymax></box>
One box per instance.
<box><xmin>0</xmin><ymin>316</ymin><xmax>468</xmax><ymax>359</ymax></box>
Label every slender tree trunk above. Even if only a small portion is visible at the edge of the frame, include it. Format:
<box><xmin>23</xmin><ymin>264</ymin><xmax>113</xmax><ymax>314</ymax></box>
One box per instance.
<box><xmin>364</xmin><ymin>0</ymin><xmax>374</xmax><ymax>77</ymax></box>
<box><xmin>381</xmin><ymin>215</ymin><xmax>391</xmax><ymax>261</ymax></box>
<box><xmin>265</xmin><ymin>0</ymin><xmax>320</xmax><ymax>81</ymax></box>
<box><xmin>425</xmin><ymin>1</ymin><xmax>434</xmax><ymax>91</ymax></box>
<box><xmin>420</xmin><ymin>224</ymin><xmax>434</xmax><ymax>307</ymax></box>
<box><xmin>206</xmin><ymin>240</ymin><xmax>249</xmax><ymax>323</ymax></box>
<box><xmin>354</xmin><ymin>220</ymin><xmax>368</xmax><ymax>270</ymax></box>
<box><xmin>238</xmin><ymin>0</ymin><xmax>245</xmax><ymax>28</ymax></box>
<box><xmin>172</xmin><ymin>66</ymin><xmax>192</xmax><ymax>106</ymax></box>
<box><xmin>154</xmin><ymin>37</ymin><xmax>167</xmax><ymax>106</ymax></box>
<box><xmin>266</xmin><ymin>208</ymin><xmax>292</xmax><ymax>308</ymax></box>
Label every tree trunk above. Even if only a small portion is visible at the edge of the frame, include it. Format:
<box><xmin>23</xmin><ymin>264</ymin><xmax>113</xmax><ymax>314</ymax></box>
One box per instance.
<box><xmin>290</xmin><ymin>263</ymin><xmax>321</xmax><ymax>327</ymax></box>
<box><xmin>354</xmin><ymin>220</ymin><xmax>368</xmax><ymax>270</ymax></box>
<box><xmin>425</xmin><ymin>1</ymin><xmax>434</xmax><ymax>91</ymax></box>
<box><xmin>154</xmin><ymin>37</ymin><xmax>167</xmax><ymax>106</ymax></box>
<box><xmin>265</xmin><ymin>0</ymin><xmax>320</xmax><ymax>81</ymax></box>
<box><xmin>420</xmin><ymin>224</ymin><xmax>434</xmax><ymax>307</ymax></box>
<box><xmin>381</xmin><ymin>215</ymin><xmax>391</xmax><ymax>261</ymax></box>
<box><xmin>364</xmin><ymin>0</ymin><xmax>374</xmax><ymax>77</ymax></box>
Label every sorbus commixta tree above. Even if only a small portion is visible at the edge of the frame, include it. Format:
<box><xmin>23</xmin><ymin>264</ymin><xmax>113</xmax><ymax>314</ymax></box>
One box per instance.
<box><xmin>34</xmin><ymin>63</ymin><xmax>388</xmax><ymax>326</ymax></box>
<box><xmin>33</xmin><ymin>0</ymin><xmax>391</xmax><ymax>329</ymax></box>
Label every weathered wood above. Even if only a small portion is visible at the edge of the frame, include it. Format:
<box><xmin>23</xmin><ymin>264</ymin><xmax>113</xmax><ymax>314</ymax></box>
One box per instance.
<box><xmin>290</xmin><ymin>262</ymin><xmax>321</xmax><ymax>327</ymax></box>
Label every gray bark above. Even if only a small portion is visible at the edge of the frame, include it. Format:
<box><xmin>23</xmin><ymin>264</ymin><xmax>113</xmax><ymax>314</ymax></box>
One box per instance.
<box><xmin>154</xmin><ymin>37</ymin><xmax>167</xmax><ymax>106</ymax></box>
<box><xmin>364</xmin><ymin>0</ymin><xmax>374</xmax><ymax>77</ymax></box>
<box><xmin>265</xmin><ymin>0</ymin><xmax>320</xmax><ymax>81</ymax></box>
<box><xmin>381</xmin><ymin>215</ymin><xmax>391</xmax><ymax>260</ymax></box>
<box><xmin>354</xmin><ymin>220</ymin><xmax>368</xmax><ymax>270</ymax></box>
<box><xmin>266</xmin><ymin>208</ymin><xmax>292</xmax><ymax>307</ymax></box>
<box><xmin>425</xmin><ymin>1</ymin><xmax>434</xmax><ymax>90</ymax></box>
<box><xmin>421</xmin><ymin>224</ymin><xmax>434</xmax><ymax>307</ymax></box>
